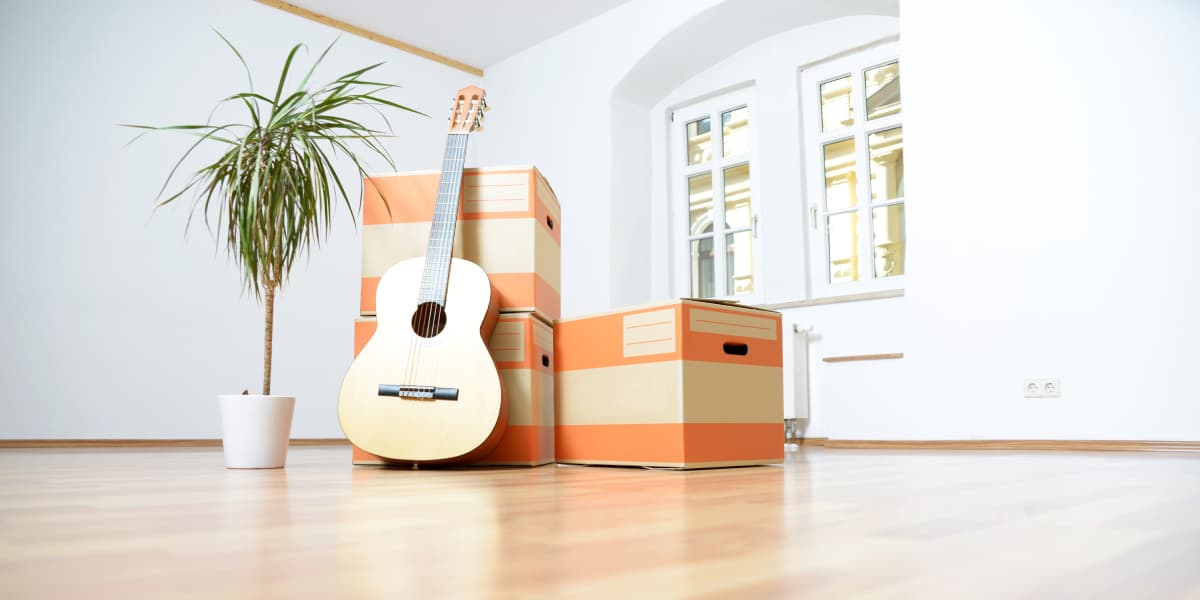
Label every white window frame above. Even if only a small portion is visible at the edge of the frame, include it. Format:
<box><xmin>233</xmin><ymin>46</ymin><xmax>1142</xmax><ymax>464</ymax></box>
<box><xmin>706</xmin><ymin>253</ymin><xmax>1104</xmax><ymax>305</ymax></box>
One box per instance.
<box><xmin>670</xmin><ymin>87</ymin><xmax>763</xmax><ymax>303</ymax></box>
<box><xmin>801</xmin><ymin>42</ymin><xmax>904</xmax><ymax>297</ymax></box>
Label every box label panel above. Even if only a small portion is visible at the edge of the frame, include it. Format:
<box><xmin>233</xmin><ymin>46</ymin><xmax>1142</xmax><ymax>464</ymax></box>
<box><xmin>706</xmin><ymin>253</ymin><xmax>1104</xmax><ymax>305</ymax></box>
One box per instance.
<box><xmin>623</xmin><ymin>308</ymin><xmax>677</xmax><ymax>358</ymax></box>
<box><xmin>688</xmin><ymin>307</ymin><xmax>779</xmax><ymax>341</ymax></box>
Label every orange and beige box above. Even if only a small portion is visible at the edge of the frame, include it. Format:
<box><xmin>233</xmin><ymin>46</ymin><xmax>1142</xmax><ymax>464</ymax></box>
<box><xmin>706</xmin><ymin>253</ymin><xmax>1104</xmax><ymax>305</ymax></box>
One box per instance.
<box><xmin>350</xmin><ymin>311</ymin><xmax>556</xmax><ymax>467</ymax></box>
<box><xmin>554</xmin><ymin>299</ymin><xmax>784</xmax><ymax>469</ymax></box>
<box><xmin>360</xmin><ymin>165</ymin><xmax>561</xmax><ymax>322</ymax></box>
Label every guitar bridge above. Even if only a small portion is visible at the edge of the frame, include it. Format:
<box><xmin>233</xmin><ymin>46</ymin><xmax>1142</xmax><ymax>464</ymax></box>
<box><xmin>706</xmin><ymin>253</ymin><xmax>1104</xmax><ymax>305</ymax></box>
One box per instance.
<box><xmin>378</xmin><ymin>384</ymin><xmax>459</xmax><ymax>401</ymax></box>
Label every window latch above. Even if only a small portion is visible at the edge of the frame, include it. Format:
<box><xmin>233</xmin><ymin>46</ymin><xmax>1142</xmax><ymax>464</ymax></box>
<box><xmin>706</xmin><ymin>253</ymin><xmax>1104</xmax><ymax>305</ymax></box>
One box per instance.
<box><xmin>752</xmin><ymin>214</ymin><xmax>759</xmax><ymax>237</ymax></box>
<box><xmin>810</xmin><ymin>206</ymin><xmax>818</xmax><ymax>230</ymax></box>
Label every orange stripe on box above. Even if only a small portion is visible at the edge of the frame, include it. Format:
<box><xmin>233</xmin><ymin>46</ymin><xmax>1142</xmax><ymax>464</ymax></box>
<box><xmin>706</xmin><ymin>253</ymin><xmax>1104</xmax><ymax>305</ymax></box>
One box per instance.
<box><xmin>554</xmin><ymin>422</ymin><xmax>782</xmax><ymax>463</ymax></box>
<box><xmin>555</xmin><ymin>306</ymin><xmax>684</xmax><ymax>372</ymax></box>
<box><xmin>352</xmin><ymin>443</ymin><xmax>385</xmax><ymax>464</ymax></box>
<box><xmin>475</xmin><ymin>425</ymin><xmax>553</xmax><ymax>464</ymax></box>
<box><xmin>363</xmin><ymin>174</ymin><xmax>447</xmax><ymax>225</ymax></box>
<box><xmin>680</xmin><ymin>310</ymin><xmax>783</xmax><ymax>368</ymax></box>
<box><xmin>554</xmin><ymin>423</ymin><xmax>782</xmax><ymax>465</ymax></box>
<box><xmin>555</xmin><ymin>305</ymin><xmax>781</xmax><ymax>371</ymax></box>
<box><xmin>360</xmin><ymin>277</ymin><xmax>380</xmax><ymax>314</ymax></box>
<box><xmin>354</xmin><ymin>320</ymin><xmax>373</xmax><ymax>357</ymax></box>
<box><xmin>556</xmin><ymin>423</ymin><xmax>683</xmax><ymax>463</ymax></box>
<box><xmin>682</xmin><ymin>422</ymin><xmax>784</xmax><ymax>463</ymax></box>
<box><xmin>489</xmin><ymin>272</ymin><xmax>560</xmax><ymax>321</ymax></box>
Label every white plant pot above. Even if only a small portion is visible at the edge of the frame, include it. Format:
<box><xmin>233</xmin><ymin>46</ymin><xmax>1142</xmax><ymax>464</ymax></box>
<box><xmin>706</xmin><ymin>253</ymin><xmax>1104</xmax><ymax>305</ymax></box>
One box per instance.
<box><xmin>218</xmin><ymin>394</ymin><xmax>296</xmax><ymax>469</ymax></box>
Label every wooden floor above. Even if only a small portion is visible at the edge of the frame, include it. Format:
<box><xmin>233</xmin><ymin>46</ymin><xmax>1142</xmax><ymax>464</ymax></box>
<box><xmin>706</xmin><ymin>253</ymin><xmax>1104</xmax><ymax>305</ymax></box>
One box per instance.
<box><xmin>1</xmin><ymin>446</ymin><xmax>1198</xmax><ymax>599</ymax></box>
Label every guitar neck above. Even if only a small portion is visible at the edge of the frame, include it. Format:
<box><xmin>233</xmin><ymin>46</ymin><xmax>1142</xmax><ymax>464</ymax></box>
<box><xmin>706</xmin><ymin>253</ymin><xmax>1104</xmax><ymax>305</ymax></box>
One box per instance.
<box><xmin>419</xmin><ymin>133</ymin><xmax>470</xmax><ymax>305</ymax></box>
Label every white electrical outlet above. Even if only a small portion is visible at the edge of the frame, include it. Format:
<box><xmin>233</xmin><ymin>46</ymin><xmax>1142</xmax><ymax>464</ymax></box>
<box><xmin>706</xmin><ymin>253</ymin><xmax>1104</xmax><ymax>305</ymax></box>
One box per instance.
<box><xmin>1023</xmin><ymin>378</ymin><xmax>1062</xmax><ymax>398</ymax></box>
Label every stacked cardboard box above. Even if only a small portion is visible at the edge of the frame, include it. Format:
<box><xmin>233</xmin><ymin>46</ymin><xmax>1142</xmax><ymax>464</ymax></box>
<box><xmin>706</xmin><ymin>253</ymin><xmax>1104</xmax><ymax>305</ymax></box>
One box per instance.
<box><xmin>553</xmin><ymin>299</ymin><xmax>784</xmax><ymax>469</ymax></box>
<box><xmin>351</xmin><ymin>166</ymin><xmax>560</xmax><ymax>467</ymax></box>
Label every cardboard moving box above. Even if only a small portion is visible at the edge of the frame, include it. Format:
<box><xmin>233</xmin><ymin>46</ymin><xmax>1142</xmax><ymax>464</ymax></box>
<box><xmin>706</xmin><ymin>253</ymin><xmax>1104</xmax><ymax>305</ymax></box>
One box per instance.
<box><xmin>360</xmin><ymin>166</ymin><xmax>561</xmax><ymax>322</ymax></box>
<box><xmin>554</xmin><ymin>299</ymin><xmax>784</xmax><ymax>468</ymax></box>
<box><xmin>351</xmin><ymin>311</ymin><xmax>555</xmax><ymax>467</ymax></box>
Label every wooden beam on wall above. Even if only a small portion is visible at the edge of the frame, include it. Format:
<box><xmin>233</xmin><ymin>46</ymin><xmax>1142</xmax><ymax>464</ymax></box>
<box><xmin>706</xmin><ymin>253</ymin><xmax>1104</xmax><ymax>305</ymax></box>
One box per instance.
<box><xmin>254</xmin><ymin>0</ymin><xmax>485</xmax><ymax>77</ymax></box>
<box><xmin>822</xmin><ymin>353</ymin><xmax>904</xmax><ymax>363</ymax></box>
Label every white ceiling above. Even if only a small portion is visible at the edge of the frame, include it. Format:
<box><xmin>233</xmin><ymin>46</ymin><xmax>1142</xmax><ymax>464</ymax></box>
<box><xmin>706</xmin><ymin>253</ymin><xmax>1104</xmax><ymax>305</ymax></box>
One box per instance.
<box><xmin>286</xmin><ymin>0</ymin><xmax>632</xmax><ymax>70</ymax></box>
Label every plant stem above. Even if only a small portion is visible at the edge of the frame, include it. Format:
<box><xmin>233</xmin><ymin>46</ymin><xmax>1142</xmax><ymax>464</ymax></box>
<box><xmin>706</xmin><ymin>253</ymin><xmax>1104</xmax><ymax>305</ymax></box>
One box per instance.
<box><xmin>263</xmin><ymin>280</ymin><xmax>276</xmax><ymax>396</ymax></box>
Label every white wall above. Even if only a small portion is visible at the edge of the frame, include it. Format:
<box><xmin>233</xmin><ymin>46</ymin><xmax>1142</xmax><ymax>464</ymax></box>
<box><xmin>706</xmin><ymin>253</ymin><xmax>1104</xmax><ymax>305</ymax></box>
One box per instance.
<box><xmin>486</xmin><ymin>0</ymin><xmax>1200</xmax><ymax>441</ymax></box>
<box><xmin>8</xmin><ymin>0</ymin><xmax>1197</xmax><ymax>442</ymax></box>
<box><xmin>899</xmin><ymin>0</ymin><xmax>1200</xmax><ymax>439</ymax></box>
<box><xmin>0</xmin><ymin>0</ymin><xmax>478</xmax><ymax>438</ymax></box>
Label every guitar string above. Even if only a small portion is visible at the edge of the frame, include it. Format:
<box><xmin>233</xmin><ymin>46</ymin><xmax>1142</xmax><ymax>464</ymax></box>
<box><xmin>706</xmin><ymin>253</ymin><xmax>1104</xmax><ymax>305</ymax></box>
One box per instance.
<box><xmin>409</xmin><ymin>132</ymin><xmax>454</xmax><ymax>385</ymax></box>
<box><xmin>428</xmin><ymin>131</ymin><xmax>468</xmax><ymax>383</ymax></box>
<box><xmin>406</xmin><ymin>128</ymin><xmax>468</xmax><ymax>390</ymax></box>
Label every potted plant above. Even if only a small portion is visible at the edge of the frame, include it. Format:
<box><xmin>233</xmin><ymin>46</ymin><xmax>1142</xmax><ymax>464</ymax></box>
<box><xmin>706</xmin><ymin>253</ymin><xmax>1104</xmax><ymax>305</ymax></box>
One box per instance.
<box><xmin>128</xmin><ymin>34</ymin><xmax>420</xmax><ymax>468</ymax></box>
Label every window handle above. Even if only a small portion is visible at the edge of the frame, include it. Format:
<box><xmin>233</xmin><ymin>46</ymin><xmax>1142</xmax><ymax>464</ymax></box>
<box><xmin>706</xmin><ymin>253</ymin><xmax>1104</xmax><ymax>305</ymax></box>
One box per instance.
<box><xmin>811</xmin><ymin>206</ymin><xmax>818</xmax><ymax>230</ymax></box>
<box><xmin>752</xmin><ymin>214</ymin><xmax>759</xmax><ymax>237</ymax></box>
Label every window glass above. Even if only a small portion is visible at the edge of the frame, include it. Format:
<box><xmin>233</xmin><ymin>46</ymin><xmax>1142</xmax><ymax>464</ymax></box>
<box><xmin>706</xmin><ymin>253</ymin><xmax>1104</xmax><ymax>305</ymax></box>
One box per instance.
<box><xmin>827</xmin><ymin>212</ymin><xmax>861</xmax><ymax>283</ymax></box>
<box><xmin>721</xmin><ymin>107</ymin><xmax>750</xmax><ymax>157</ymax></box>
<box><xmin>723</xmin><ymin>163</ymin><xmax>751</xmax><ymax>229</ymax></box>
<box><xmin>820</xmin><ymin>75</ymin><xmax>853</xmax><ymax>131</ymax></box>
<box><xmin>726</xmin><ymin>230</ymin><xmax>754</xmax><ymax>294</ymax></box>
<box><xmin>688</xmin><ymin>173</ymin><xmax>713</xmax><ymax>236</ymax></box>
<box><xmin>823</xmin><ymin>138</ymin><xmax>857</xmax><ymax>211</ymax></box>
<box><xmin>687</xmin><ymin>117</ymin><xmax>711</xmax><ymax>165</ymax></box>
<box><xmin>872</xmin><ymin>204</ymin><xmax>905</xmax><ymax>278</ymax></box>
<box><xmin>868</xmin><ymin>127</ymin><xmax>904</xmax><ymax>201</ymax></box>
<box><xmin>690</xmin><ymin>237</ymin><xmax>715</xmax><ymax>297</ymax></box>
<box><xmin>865</xmin><ymin>62</ymin><xmax>901</xmax><ymax>120</ymax></box>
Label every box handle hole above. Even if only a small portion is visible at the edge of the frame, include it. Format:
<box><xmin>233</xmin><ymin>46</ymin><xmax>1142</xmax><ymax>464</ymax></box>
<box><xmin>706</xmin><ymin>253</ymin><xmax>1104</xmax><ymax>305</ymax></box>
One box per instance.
<box><xmin>547</xmin><ymin>216</ymin><xmax>555</xmax><ymax>230</ymax></box>
<box><xmin>722</xmin><ymin>342</ymin><xmax>749</xmax><ymax>356</ymax></box>
<box><xmin>541</xmin><ymin>354</ymin><xmax>550</xmax><ymax>367</ymax></box>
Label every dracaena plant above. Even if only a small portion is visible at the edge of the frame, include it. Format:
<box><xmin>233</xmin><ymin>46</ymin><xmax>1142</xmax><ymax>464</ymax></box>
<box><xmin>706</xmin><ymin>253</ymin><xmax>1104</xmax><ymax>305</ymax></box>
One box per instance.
<box><xmin>126</xmin><ymin>33</ymin><xmax>421</xmax><ymax>395</ymax></box>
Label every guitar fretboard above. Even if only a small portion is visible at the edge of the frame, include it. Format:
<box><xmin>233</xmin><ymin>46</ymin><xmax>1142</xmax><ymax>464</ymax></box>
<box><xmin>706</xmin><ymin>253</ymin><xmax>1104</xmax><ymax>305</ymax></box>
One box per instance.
<box><xmin>419</xmin><ymin>133</ymin><xmax>470</xmax><ymax>305</ymax></box>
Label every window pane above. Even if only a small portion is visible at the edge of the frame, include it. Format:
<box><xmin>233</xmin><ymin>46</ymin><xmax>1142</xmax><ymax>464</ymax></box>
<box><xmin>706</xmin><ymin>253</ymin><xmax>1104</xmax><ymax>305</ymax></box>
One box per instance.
<box><xmin>873</xmin><ymin>204</ymin><xmax>905</xmax><ymax>278</ymax></box>
<box><xmin>827</xmin><ymin>212</ymin><xmax>861</xmax><ymax>283</ymax></box>
<box><xmin>865</xmin><ymin>62</ymin><xmax>901</xmax><ymax>120</ymax></box>
<box><xmin>722</xmin><ymin>107</ymin><xmax>750</xmax><ymax>157</ymax></box>
<box><xmin>688</xmin><ymin>173</ymin><xmax>713</xmax><ymax>236</ymax></box>
<box><xmin>868</xmin><ymin>127</ymin><xmax>904</xmax><ymax>202</ymax></box>
<box><xmin>691</xmin><ymin>237</ymin><xmax>715</xmax><ymax>298</ymax></box>
<box><xmin>823</xmin><ymin>138</ymin><xmax>857</xmax><ymax>211</ymax></box>
<box><xmin>723</xmin><ymin>163</ymin><xmax>751</xmax><ymax>229</ymax></box>
<box><xmin>820</xmin><ymin>75</ymin><xmax>853</xmax><ymax>131</ymax></box>
<box><xmin>726</xmin><ymin>230</ymin><xmax>754</xmax><ymax>295</ymax></box>
<box><xmin>687</xmin><ymin>117</ymin><xmax>712</xmax><ymax>165</ymax></box>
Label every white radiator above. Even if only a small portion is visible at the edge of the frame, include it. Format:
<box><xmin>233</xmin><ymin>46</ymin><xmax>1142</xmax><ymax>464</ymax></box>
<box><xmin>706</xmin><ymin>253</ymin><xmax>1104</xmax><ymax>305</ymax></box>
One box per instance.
<box><xmin>792</xmin><ymin>324</ymin><xmax>811</xmax><ymax>419</ymax></box>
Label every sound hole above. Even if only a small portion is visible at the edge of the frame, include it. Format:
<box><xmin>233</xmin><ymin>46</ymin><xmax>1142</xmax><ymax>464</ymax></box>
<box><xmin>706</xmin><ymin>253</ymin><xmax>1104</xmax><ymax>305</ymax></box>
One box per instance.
<box><xmin>411</xmin><ymin>302</ymin><xmax>448</xmax><ymax>338</ymax></box>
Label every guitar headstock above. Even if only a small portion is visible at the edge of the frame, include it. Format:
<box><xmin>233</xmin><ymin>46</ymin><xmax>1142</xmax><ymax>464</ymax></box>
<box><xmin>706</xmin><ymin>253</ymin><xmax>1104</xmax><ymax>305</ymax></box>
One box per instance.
<box><xmin>448</xmin><ymin>85</ymin><xmax>487</xmax><ymax>134</ymax></box>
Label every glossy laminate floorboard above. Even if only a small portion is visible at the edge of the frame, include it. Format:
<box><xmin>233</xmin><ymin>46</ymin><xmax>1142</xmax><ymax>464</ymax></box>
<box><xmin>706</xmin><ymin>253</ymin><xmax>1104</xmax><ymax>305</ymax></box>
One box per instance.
<box><xmin>1</xmin><ymin>446</ymin><xmax>1198</xmax><ymax>599</ymax></box>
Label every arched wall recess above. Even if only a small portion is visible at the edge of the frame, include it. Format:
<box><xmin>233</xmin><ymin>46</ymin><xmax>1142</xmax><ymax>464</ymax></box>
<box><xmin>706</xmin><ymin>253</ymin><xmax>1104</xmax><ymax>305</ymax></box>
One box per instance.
<box><xmin>607</xmin><ymin>0</ymin><xmax>899</xmax><ymax>307</ymax></box>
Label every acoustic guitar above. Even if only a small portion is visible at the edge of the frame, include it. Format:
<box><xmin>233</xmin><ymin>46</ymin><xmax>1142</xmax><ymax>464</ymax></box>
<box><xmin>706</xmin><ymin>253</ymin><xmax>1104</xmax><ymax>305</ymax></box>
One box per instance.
<box><xmin>338</xmin><ymin>86</ymin><xmax>506</xmax><ymax>464</ymax></box>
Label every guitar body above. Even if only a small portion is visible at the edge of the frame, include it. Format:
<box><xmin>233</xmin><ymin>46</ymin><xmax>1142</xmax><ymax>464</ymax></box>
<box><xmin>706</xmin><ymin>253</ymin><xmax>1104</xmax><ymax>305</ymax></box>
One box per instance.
<box><xmin>339</xmin><ymin>256</ymin><xmax>506</xmax><ymax>464</ymax></box>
